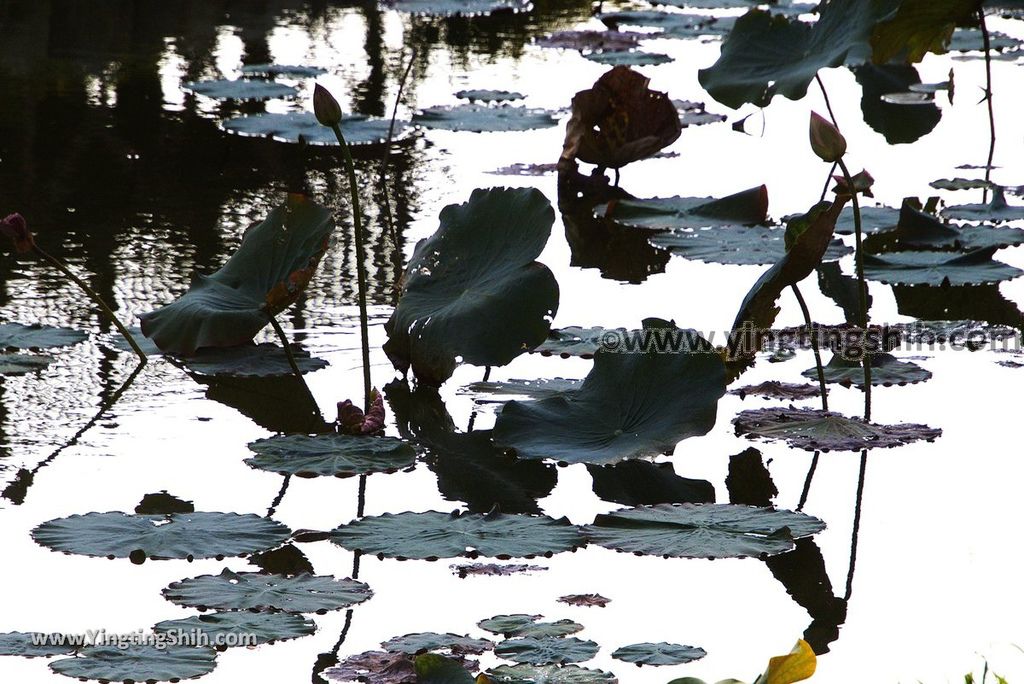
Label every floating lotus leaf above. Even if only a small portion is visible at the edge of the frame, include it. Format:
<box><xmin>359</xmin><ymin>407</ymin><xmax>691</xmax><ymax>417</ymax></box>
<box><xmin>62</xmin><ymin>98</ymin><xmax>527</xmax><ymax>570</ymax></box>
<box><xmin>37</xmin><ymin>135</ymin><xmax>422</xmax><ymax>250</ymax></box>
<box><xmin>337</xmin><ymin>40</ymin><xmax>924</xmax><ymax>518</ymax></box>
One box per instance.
<box><xmin>245</xmin><ymin>433</ymin><xmax>415</xmax><ymax>478</ymax></box>
<box><xmin>802</xmin><ymin>353</ymin><xmax>931</xmax><ymax>387</ymax></box>
<box><xmin>908</xmin><ymin>82</ymin><xmax>950</xmax><ymax>94</ymax></box>
<box><xmin>140</xmin><ymin>195</ymin><xmax>333</xmax><ymax>355</ymax></box>
<box><xmin>930</xmin><ymin>178</ymin><xmax>994</xmax><ymax>191</ymax></box>
<box><xmin>222</xmin><ymin>112</ymin><xmax>407</xmax><ymax>145</ymax></box>
<box><xmin>948</xmin><ymin>27</ymin><xmax>1020</xmax><ymax>53</ymax></box>
<box><xmin>180</xmin><ymin>343</ymin><xmax>328</xmax><ymax>377</ymax></box>
<box><xmin>834</xmin><ymin>205</ymin><xmax>900</xmax><ymax>235</ymax></box>
<box><xmin>585</xmin><ymin>503</ymin><xmax>824</xmax><ymax>559</ymax></box>
<box><xmin>611</xmin><ymin>642</ymin><xmax>706</xmax><ymax>666</ymax></box>
<box><xmin>536</xmin><ymin>31</ymin><xmax>641</xmax><ymax>52</ymax></box>
<box><xmin>413</xmin><ymin>104</ymin><xmax>558</xmax><ymax>132</ymax></box>
<box><xmin>942</xmin><ymin>188</ymin><xmax>1024</xmax><ymax>222</ymax></box>
<box><xmin>49</xmin><ymin>646</ymin><xmax>218</xmax><ymax>682</ymax></box>
<box><xmin>734</xmin><ymin>407</ymin><xmax>942</xmax><ymax>451</ymax></box>
<box><xmin>584</xmin><ymin>52</ymin><xmax>674</xmax><ymax>66</ymax></box>
<box><xmin>863</xmin><ymin>200</ymin><xmax>1024</xmax><ymax>253</ymax></box>
<box><xmin>0</xmin><ymin>353</ymin><xmax>52</xmax><ymax>375</ymax></box>
<box><xmin>731</xmin><ymin>381</ymin><xmax>822</xmax><ymax>401</ymax></box>
<box><xmin>532</xmin><ymin>327</ymin><xmax>619</xmax><ymax>359</ymax></box>
<box><xmin>871</xmin><ymin>0</ymin><xmax>986</xmax><ymax>63</ymax></box>
<box><xmin>162</xmin><ymin>569</ymin><xmax>372</xmax><ymax>613</ymax></box>
<box><xmin>698</xmin><ymin>1</ymin><xmax>902</xmax><ymax>108</ymax></box>
<box><xmin>853</xmin><ymin>63</ymin><xmax>941</xmax><ymax>144</ymax></box>
<box><xmin>863</xmin><ymin>247</ymin><xmax>1023</xmax><ymax>286</ymax></box>
<box><xmin>452</xmin><ymin>563</ymin><xmax>547</xmax><ymax>578</ymax></box>
<box><xmin>560</xmin><ymin>66</ymin><xmax>682</xmax><ymax>171</ymax></box>
<box><xmin>599</xmin><ymin>10</ymin><xmax>730</xmax><ymax>38</ymax></box>
<box><xmin>455</xmin><ymin>89</ymin><xmax>525</xmax><ymax>102</ymax></box>
<box><xmin>489</xmin><ymin>163</ymin><xmax>558</xmax><ymax>176</ymax></box>
<box><xmin>493</xmin><ymin>326</ymin><xmax>726</xmax><ymax>465</ymax></box>
<box><xmin>384</xmin><ymin>187</ymin><xmax>558</xmax><ymax>386</ymax></box>
<box><xmin>153</xmin><ymin>611</ymin><xmax>314</xmax><ymax>646</ymax></box>
<box><xmin>495</xmin><ymin>638</ymin><xmax>599</xmax><ymax>666</ymax></box>
<box><xmin>600</xmin><ymin>185</ymin><xmax>769</xmax><ymax>230</ymax></box>
<box><xmin>650</xmin><ymin>225</ymin><xmax>851</xmax><ymax>266</ymax></box>
<box><xmin>0</xmin><ymin>632</ymin><xmax>77</xmax><ymax>658</ymax></box>
<box><xmin>387</xmin><ymin>0</ymin><xmax>530</xmax><ymax>16</ymax></box>
<box><xmin>464</xmin><ymin>378</ymin><xmax>583</xmax><ymax>403</ymax></box>
<box><xmin>182</xmin><ymin>79</ymin><xmax>297</xmax><ymax>100</ymax></box>
<box><xmin>486</xmin><ymin>664</ymin><xmax>618</xmax><ymax>684</ymax></box>
<box><xmin>589</xmin><ymin>461</ymin><xmax>715</xmax><ymax>506</ymax></box>
<box><xmin>0</xmin><ymin>322</ymin><xmax>87</xmax><ymax>349</ymax></box>
<box><xmin>478</xmin><ymin>615</ymin><xmax>584</xmax><ymax>639</ymax></box>
<box><xmin>558</xmin><ymin>594</ymin><xmax>611</xmax><ymax>608</ymax></box>
<box><xmin>878</xmin><ymin>92</ymin><xmax>934</xmax><ymax>105</ymax></box>
<box><xmin>330</xmin><ymin>510</ymin><xmax>584</xmax><ymax>560</ymax></box>
<box><xmin>326</xmin><ymin>650</ymin><xmax>449</xmax><ymax>684</ymax></box>
<box><xmin>382</xmin><ymin>632</ymin><xmax>494</xmax><ymax>655</ymax></box>
<box><xmin>32</xmin><ymin>512</ymin><xmax>291</xmax><ymax>561</ymax></box>
<box><xmin>239</xmin><ymin>64</ymin><xmax>327</xmax><ymax>77</ymax></box>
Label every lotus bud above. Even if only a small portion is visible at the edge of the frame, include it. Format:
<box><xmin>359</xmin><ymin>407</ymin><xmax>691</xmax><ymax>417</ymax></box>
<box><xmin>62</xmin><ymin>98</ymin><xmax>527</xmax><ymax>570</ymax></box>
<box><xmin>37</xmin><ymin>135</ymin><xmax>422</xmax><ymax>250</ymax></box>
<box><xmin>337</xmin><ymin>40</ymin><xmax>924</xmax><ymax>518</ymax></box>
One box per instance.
<box><xmin>1</xmin><ymin>213</ymin><xmax>34</xmax><ymax>254</ymax></box>
<box><xmin>809</xmin><ymin>111</ymin><xmax>846</xmax><ymax>162</ymax></box>
<box><xmin>313</xmin><ymin>83</ymin><xmax>343</xmax><ymax>127</ymax></box>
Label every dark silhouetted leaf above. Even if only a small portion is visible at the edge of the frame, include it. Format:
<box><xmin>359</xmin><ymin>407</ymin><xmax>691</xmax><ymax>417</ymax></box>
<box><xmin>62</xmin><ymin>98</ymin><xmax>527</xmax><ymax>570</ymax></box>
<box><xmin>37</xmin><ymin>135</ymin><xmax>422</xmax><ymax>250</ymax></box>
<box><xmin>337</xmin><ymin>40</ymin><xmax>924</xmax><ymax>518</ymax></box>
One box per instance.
<box><xmin>223</xmin><ymin>112</ymin><xmax>407</xmax><ymax>145</ymax></box>
<box><xmin>864</xmin><ymin>247</ymin><xmax>1023</xmax><ymax>286</ymax></box>
<box><xmin>734</xmin><ymin>407</ymin><xmax>942</xmax><ymax>451</ymax></box>
<box><xmin>650</xmin><ymin>225</ymin><xmax>851</xmax><ymax>266</ymax></box>
<box><xmin>863</xmin><ymin>199</ymin><xmax>1024</xmax><ymax>253</ymax></box>
<box><xmin>455</xmin><ymin>89</ymin><xmax>525</xmax><ymax>102</ymax></box>
<box><xmin>135</xmin><ymin>492</ymin><xmax>194</xmax><ymax>515</ymax></box>
<box><xmin>871</xmin><ymin>0</ymin><xmax>980</xmax><ymax>63</ymax></box>
<box><xmin>0</xmin><ymin>323</ymin><xmax>87</xmax><ymax>349</ymax></box>
<box><xmin>181</xmin><ymin>343</ymin><xmax>328</xmax><ymax>377</ymax></box>
<box><xmin>558</xmin><ymin>594</ymin><xmax>611</xmax><ymax>608</ymax></box>
<box><xmin>414</xmin><ymin>653</ymin><xmax>478</xmax><ymax>684</ymax></box>
<box><xmin>942</xmin><ymin>187</ymin><xmax>1024</xmax><ymax>221</ymax></box>
<box><xmin>600</xmin><ymin>185</ymin><xmax>769</xmax><ymax>230</ymax></box>
<box><xmin>589</xmin><ymin>461</ymin><xmax>715</xmax><ymax>506</ymax></box>
<box><xmin>731</xmin><ymin>381</ymin><xmax>822</xmax><ymax>401</ymax></box>
<box><xmin>853</xmin><ymin>63</ymin><xmax>941</xmax><ymax>144</ymax></box>
<box><xmin>414</xmin><ymin>104</ymin><xmax>558</xmax><ymax>132</ymax></box>
<box><xmin>452</xmin><ymin>563</ymin><xmax>546</xmax><ymax>578</ymax></box>
<box><xmin>464</xmin><ymin>378</ymin><xmax>582</xmax><ymax>403</ymax></box>
<box><xmin>163</xmin><ymin>568</ymin><xmax>371</xmax><ymax>613</ymax></box>
<box><xmin>183</xmin><ymin>79</ymin><xmax>297</xmax><ymax>100</ymax></box>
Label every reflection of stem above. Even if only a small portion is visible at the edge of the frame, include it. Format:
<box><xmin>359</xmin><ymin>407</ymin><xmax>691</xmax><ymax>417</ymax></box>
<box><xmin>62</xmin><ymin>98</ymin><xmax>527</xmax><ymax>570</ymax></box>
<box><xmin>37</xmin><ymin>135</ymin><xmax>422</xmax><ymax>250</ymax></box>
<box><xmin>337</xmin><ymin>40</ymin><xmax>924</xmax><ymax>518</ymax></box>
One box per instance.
<box><xmin>844</xmin><ymin>450</ymin><xmax>868</xmax><ymax>601</ymax></box>
<box><xmin>2</xmin><ymin>360</ymin><xmax>145</xmax><ymax>505</ymax></box>
<box><xmin>268</xmin><ymin>314</ymin><xmax>304</xmax><ymax>380</ymax></box>
<box><xmin>266</xmin><ymin>474</ymin><xmax>291</xmax><ymax>517</ymax></box>
<box><xmin>797</xmin><ymin>451</ymin><xmax>820</xmax><ymax>512</ymax></box>
<box><xmin>979</xmin><ymin>7</ymin><xmax>996</xmax><ymax>201</ymax></box>
<box><xmin>792</xmin><ymin>283</ymin><xmax>828</xmax><ymax>412</ymax></box>
<box><xmin>380</xmin><ymin>49</ymin><xmax>416</xmax><ymax>299</ymax></box>
<box><xmin>32</xmin><ymin>245</ymin><xmax>147</xmax><ymax>364</ymax></box>
<box><xmin>330</xmin><ymin>123</ymin><xmax>373</xmax><ymax>412</ymax></box>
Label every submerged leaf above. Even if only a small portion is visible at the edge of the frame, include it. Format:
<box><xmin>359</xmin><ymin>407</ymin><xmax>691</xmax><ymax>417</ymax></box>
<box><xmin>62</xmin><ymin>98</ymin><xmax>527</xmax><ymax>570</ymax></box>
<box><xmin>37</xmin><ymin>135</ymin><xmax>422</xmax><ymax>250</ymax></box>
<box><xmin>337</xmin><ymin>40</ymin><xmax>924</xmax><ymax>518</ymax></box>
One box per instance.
<box><xmin>180</xmin><ymin>343</ymin><xmax>328</xmax><ymax>377</ymax></box>
<box><xmin>734</xmin><ymin>407</ymin><xmax>942</xmax><ymax>451</ymax></box>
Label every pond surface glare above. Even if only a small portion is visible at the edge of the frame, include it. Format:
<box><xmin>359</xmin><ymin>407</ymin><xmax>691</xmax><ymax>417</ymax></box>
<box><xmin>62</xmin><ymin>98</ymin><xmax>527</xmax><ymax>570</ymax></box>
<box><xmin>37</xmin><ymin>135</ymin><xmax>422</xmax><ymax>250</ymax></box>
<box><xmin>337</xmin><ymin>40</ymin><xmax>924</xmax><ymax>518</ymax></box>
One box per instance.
<box><xmin>2</xmin><ymin>1</ymin><xmax>1024</xmax><ymax>682</ymax></box>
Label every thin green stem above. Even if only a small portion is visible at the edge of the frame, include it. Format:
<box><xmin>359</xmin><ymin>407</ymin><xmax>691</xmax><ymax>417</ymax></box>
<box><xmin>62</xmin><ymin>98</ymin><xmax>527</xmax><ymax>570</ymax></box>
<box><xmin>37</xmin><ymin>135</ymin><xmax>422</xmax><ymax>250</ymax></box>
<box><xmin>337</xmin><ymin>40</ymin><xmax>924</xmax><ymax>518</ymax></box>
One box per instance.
<box><xmin>792</xmin><ymin>283</ymin><xmax>828</xmax><ymax>412</ymax></box>
<box><xmin>819</xmin><ymin>161</ymin><xmax>838</xmax><ymax>202</ymax></box>
<box><xmin>268</xmin><ymin>314</ymin><xmax>304</xmax><ymax>379</ymax></box>
<box><xmin>815</xmin><ymin>74</ymin><xmax>839</xmax><ymax>129</ymax></box>
<box><xmin>32</xmin><ymin>245</ymin><xmax>147</xmax><ymax>364</ymax></box>
<box><xmin>330</xmin><ymin>123</ymin><xmax>374</xmax><ymax>413</ymax></box>
<box><xmin>979</xmin><ymin>6</ymin><xmax>996</xmax><ymax>202</ymax></box>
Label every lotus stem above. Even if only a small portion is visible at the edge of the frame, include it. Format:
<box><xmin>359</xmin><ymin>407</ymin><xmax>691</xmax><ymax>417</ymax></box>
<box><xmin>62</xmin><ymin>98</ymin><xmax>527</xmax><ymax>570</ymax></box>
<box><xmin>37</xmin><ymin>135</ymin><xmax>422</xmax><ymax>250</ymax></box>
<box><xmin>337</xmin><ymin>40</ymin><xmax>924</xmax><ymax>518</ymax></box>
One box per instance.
<box><xmin>797</xmin><ymin>451</ymin><xmax>820</xmax><ymax>512</ymax></box>
<box><xmin>791</xmin><ymin>283</ymin><xmax>828</xmax><ymax>412</ymax></box>
<box><xmin>979</xmin><ymin>6</ymin><xmax>996</xmax><ymax>202</ymax></box>
<box><xmin>379</xmin><ymin>49</ymin><xmax>416</xmax><ymax>293</ymax></box>
<box><xmin>32</xmin><ymin>244</ymin><xmax>147</xmax><ymax>364</ymax></box>
<box><xmin>267</xmin><ymin>473</ymin><xmax>291</xmax><ymax>517</ymax></box>
<box><xmin>330</xmin><ymin>122</ymin><xmax>374</xmax><ymax>413</ymax></box>
<box><xmin>268</xmin><ymin>314</ymin><xmax>305</xmax><ymax>380</ymax></box>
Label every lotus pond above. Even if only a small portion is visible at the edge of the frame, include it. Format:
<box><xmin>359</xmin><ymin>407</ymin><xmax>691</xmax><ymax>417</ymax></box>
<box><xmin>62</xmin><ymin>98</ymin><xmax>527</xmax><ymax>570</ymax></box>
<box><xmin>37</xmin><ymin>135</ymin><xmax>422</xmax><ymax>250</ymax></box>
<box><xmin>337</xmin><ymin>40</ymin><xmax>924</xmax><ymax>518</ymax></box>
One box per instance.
<box><xmin>2</xmin><ymin>1</ymin><xmax>1024</xmax><ymax>683</ymax></box>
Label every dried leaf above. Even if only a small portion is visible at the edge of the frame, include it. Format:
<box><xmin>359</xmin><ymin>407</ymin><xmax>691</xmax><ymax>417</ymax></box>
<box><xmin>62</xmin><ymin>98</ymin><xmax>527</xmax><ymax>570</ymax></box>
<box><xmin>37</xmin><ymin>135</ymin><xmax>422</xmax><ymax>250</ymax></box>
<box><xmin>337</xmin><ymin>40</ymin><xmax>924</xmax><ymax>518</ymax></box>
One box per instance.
<box><xmin>558</xmin><ymin>594</ymin><xmax>611</xmax><ymax>608</ymax></box>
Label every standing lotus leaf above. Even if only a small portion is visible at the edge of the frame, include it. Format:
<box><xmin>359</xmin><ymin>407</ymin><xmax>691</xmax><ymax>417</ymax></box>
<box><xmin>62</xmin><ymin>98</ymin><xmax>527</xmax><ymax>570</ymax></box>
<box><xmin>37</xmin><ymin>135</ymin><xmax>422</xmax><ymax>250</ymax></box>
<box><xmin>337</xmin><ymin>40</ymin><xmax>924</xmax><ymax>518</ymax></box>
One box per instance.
<box><xmin>384</xmin><ymin>187</ymin><xmax>559</xmax><ymax>386</ymax></box>
<box><xmin>559</xmin><ymin>66</ymin><xmax>682</xmax><ymax>173</ymax></box>
<box><xmin>140</xmin><ymin>194</ymin><xmax>333</xmax><ymax>355</ymax></box>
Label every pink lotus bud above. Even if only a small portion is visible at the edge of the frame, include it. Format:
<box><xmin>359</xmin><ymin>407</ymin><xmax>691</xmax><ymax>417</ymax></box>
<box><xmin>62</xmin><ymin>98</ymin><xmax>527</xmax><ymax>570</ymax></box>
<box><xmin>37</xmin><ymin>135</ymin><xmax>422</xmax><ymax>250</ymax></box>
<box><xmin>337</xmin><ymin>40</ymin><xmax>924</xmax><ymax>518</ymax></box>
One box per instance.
<box><xmin>313</xmin><ymin>83</ymin><xmax>343</xmax><ymax>127</ymax></box>
<box><xmin>809</xmin><ymin>111</ymin><xmax>847</xmax><ymax>162</ymax></box>
<box><xmin>1</xmin><ymin>213</ymin><xmax>34</xmax><ymax>254</ymax></box>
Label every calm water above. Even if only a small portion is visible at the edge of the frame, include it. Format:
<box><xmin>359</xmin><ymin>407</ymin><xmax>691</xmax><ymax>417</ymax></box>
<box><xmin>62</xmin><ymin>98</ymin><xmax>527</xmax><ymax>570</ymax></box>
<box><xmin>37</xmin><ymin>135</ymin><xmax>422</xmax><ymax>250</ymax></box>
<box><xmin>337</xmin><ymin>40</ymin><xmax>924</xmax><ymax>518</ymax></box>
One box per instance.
<box><xmin>2</xmin><ymin>1</ymin><xmax>1024</xmax><ymax>682</ymax></box>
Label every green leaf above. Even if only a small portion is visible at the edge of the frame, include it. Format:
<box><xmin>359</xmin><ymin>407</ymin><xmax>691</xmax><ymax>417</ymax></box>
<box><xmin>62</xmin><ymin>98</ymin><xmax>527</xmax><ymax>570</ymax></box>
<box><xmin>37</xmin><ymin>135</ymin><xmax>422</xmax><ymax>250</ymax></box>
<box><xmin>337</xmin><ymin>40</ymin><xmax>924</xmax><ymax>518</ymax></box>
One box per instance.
<box><xmin>478</xmin><ymin>616</ymin><xmax>584</xmax><ymax>639</ymax></box>
<box><xmin>153</xmin><ymin>611</ymin><xmax>315</xmax><ymax>647</ymax></box>
<box><xmin>494</xmin><ymin>637</ymin><xmax>599</xmax><ymax>666</ymax></box>
<box><xmin>863</xmin><ymin>247</ymin><xmax>1023</xmax><ymax>286</ymax></box>
<box><xmin>414</xmin><ymin>653</ymin><xmax>478</xmax><ymax>684</ymax></box>
<box><xmin>698</xmin><ymin>1</ymin><xmax>901</xmax><ymax>108</ymax></box>
<box><xmin>140</xmin><ymin>195</ymin><xmax>333</xmax><ymax>355</ymax></box>
<box><xmin>162</xmin><ymin>568</ymin><xmax>372</xmax><ymax>613</ymax></box>
<box><xmin>245</xmin><ymin>433</ymin><xmax>416</xmax><ymax>478</ymax></box>
<box><xmin>584</xmin><ymin>503</ymin><xmax>824</xmax><ymax>559</ymax></box>
<box><xmin>485</xmin><ymin>664</ymin><xmax>617</xmax><ymax>684</ymax></box>
<box><xmin>330</xmin><ymin>510</ymin><xmax>585</xmax><ymax>560</ymax></box>
<box><xmin>871</xmin><ymin>0</ymin><xmax>980</xmax><ymax>64</ymax></box>
<box><xmin>0</xmin><ymin>632</ymin><xmax>78</xmax><ymax>658</ymax></box>
<box><xmin>49</xmin><ymin>646</ymin><xmax>218</xmax><ymax>682</ymax></box>
<box><xmin>31</xmin><ymin>512</ymin><xmax>291</xmax><ymax>561</ymax></box>
<box><xmin>493</xmin><ymin>325</ymin><xmax>726</xmax><ymax>465</ymax></box>
<box><xmin>384</xmin><ymin>187</ymin><xmax>559</xmax><ymax>386</ymax></box>
<box><xmin>610</xmin><ymin>642</ymin><xmax>706</xmax><ymax>666</ymax></box>
<box><xmin>384</xmin><ymin>633</ymin><xmax>494</xmax><ymax>655</ymax></box>
<box><xmin>734</xmin><ymin>407</ymin><xmax>942</xmax><ymax>451</ymax></box>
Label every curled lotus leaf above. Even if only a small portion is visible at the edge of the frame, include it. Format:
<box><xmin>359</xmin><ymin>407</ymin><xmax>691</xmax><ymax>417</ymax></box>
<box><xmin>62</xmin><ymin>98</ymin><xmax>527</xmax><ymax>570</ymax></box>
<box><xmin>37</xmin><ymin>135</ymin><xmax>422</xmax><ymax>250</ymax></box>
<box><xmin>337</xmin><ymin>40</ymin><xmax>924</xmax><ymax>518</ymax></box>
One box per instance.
<box><xmin>49</xmin><ymin>645</ymin><xmax>218</xmax><ymax>682</ymax></box>
<box><xmin>862</xmin><ymin>199</ymin><xmax>1024</xmax><ymax>253</ymax></box>
<box><xmin>559</xmin><ymin>66</ymin><xmax>682</xmax><ymax>171</ymax></box>
<box><xmin>650</xmin><ymin>225</ymin><xmax>851</xmax><ymax>266</ymax></box>
<box><xmin>863</xmin><ymin>247</ymin><xmax>1024</xmax><ymax>286</ymax></box>
<box><xmin>734</xmin><ymin>407</ymin><xmax>942</xmax><ymax>451</ymax></box>
<box><xmin>601</xmin><ymin>185</ymin><xmax>769</xmax><ymax>230</ymax></box>
<box><xmin>153</xmin><ymin>611</ymin><xmax>315</xmax><ymax>646</ymax></box>
<box><xmin>611</xmin><ymin>642</ymin><xmax>707</xmax><ymax>666</ymax></box>
<box><xmin>584</xmin><ymin>503</ymin><xmax>825</xmax><ymax>559</ymax></box>
<box><xmin>330</xmin><ymin>510</ymin><xmax>585</xmax><ymax>560</ymax></box>
<box><xmin>245</xmin><ymin>433</ymin><xmax>416</xmax><ymax>478</ymax></box>
<box><xmin>495</xmin><ymin>637</ymin><xmax>599</xmax><ymax>666</ymax></box>
<box><xmin>162</xmin><ymin>568</ymin><xmax>372</xmax><ymax>613</ymax></box>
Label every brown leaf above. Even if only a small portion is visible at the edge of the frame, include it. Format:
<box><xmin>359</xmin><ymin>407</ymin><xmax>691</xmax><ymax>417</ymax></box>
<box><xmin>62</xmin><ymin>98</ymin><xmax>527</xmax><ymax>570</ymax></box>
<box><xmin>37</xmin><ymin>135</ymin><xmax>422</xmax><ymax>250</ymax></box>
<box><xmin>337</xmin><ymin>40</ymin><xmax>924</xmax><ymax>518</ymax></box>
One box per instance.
<box><xmin>731</xmin><ymin>381</ymin><xmax>823</xmax><ymax>401</ymax></box>
<box><xmin>1</xmin><ymin>213</ymin><xmax>34</xmax><ymax>254</ymax></box>
<box><xmin>450</xmin><ymin>563</ymin><xmax>547</xmax><ymax>578</ymax></box>
<box><xmin>338</xmin><ymin>389</ymin><xmax>385</xmax><ymax>435</ymax></box>
<box><xmin>558</xmin><ymin>593</ymin><xmax>611</xmax><ymax>608</ymax></box>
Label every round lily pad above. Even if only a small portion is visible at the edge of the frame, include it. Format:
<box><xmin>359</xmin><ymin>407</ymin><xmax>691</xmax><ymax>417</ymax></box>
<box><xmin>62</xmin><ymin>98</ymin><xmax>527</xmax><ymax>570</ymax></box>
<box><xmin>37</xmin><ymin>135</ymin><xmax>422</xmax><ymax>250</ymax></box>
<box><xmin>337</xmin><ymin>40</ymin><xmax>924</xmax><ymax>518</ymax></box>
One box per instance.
<box><xmin>584</xmin><ymin>503</ymin><xmax>824</xmax><ymax>559</ymax></box>
<box><xmin>0</xmin><ymin>322</ymin><xmax>87</xmax><ymax>349</ymax></box>
<box><xmin>183</xmin><ymin>79</ymin><xmax>298</xmax><ymax>101</ymax></box>
<box><xmin>536</xmin><ymin>30</ymin><xmax>641</xmax><ymax>52</ymax></box>
<box><xmin>532</xmin><ymin>327</ymin><xmax>621</xmax><ymax>359</ymax></box>
<box><xmin>801</xmin><ymin>353</ymin><xmax>931</xmax><ymax>387</ymax></box>
<box><xmin>330</xmin><ymin>510</ymin><xmax>585</xmax><ymax>560</ymax></box>
<box><xmin>245</xmin><ymin>433</ymin><xmax>416</xmax><ymax>478</ymax></box>
<box><xmin>0</xmin><ymin>632</ymin><xmax>77</xmax><ymax>658</ymax></box>
<box><xmin>863</xmin><ymin>247</ymin><xmax>1023</xmax><ymax>286</ymax></box>
<box><xmin>222</xmin><ymin>112</ymin><xmax>407</xmax><ymax>145</ymax></box>
<box><xmin>181</xmin><ymin>344</ymin><xmax>328</xmax><ymax>377</ymax></box>
<box><xmin>731</xmin><ymin>381</ymin><xmax>822</xmax><ymax>401</ymax></box>
<box><xmin>649</xmin><ymin>225</ymin><xmax>851</xmax><ymax>266</ymax></box>
<box><xmin>32</xmin><ymin>511</ymin><xmax>291</xmax><ymax>561</ymax></box>
<box><xmin>478</xmin><ymin>616</ymin><xmax>583</xmax><ymax>639</ymax></box>
<box><xmin>495</xmin><ymin>637</ymin><xmax>599</xmax><ymax>666</ymax></box>
<box><xmin>942</xmin><ymin>188</ymin><xmax>1024</xmax><ymax>222</ymax></box>
<box><xmin>929</xmin><ymin>178</ymin><xmax>994</xmax><ymax>191</ymax></box>
<box><xmin>464</xmin><ymin>378</ymin><xmax>582</xmax><ymax>403</ymax></box>
<box><xmin>611</xmin><ymin>642</ymin><xmax>706</xmax><ymax>666</ymax></box>
<box><xmin>387</xmin><ymin>0</ymin><xmax>530</xmax><ymax>16</ymax></box>
<box><xmin>153</xmin><ymin>611</ymin><xmax>314</xmax><ymax>647</ymax></box>
<box><xmin>585</xmin><ymin>51</ymin><xmax>673</xmax><ymax>66</ymax></box>
<box><xmin>0</xmin><ymin>353</ymin><xmax>52</xmax><ymax>375</ymax></box>
<box><xmin>162</xmin><ymin>568</ymin><xmax>372</xmax><ymax>613</ymax></box>
<box><xmin>833</xmin><ymin>205</ymin><xmax>900</xmax><ymax>235</ymax></box>
<box><xmin>485</xmin><ymin>664</ymin><xmax>617</xmax><ymax>684</ymax></box>
<box><xmin>239</xmin><ymin>64</ymin><xmax>327</xmax><ymax>77</ymax></box>
<box><xmin>413</xmin><ymin>104</ymin><xmax>558</xmax><ymax>132</ymax></box>
<box><xmin>49</xmin><ymin>645</ymin><xmax>218</xmax><ymax>682</ymax></box>
<box><xmin>734</xmin><ymin>407</ymin><xmax>942</xmax><ymax>451</ymax></box>
<box><xmin>381</xmin><ymin>632</ymin><xmax>494</xmax><ymax>655</ymax></box>
<box><xmin>455</xmin><ymin>89</ymin><xmax>525</xmax><ymax>102</ymax></box>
